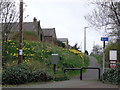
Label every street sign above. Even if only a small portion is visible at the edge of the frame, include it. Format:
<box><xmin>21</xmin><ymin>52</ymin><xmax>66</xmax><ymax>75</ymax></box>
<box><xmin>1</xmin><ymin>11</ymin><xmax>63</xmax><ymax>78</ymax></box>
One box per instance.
<box><xmin>109</xmin><ymin>50</ymin><xmax>117</xmax><ymax>60</ymax></box>
<box><xmin>51</xmin><ymin>54</ymin><xmax>59</xmax><ymax>64</ymax></box>
<box><xmin>51</xmin><ymin>54</ymin><xmax>59</xmax><ymax>74</ymax></box>
<box><xmin>101</xmin><ymin>37</ymin><xmax>109</xmax><ymax>82</ymax></box>
<box><xmin>110</xmin><ymin>64</ymin><xmax>117</xmax><ymax>68</ymax></box>
<box><xmin>109</xmin><ymin>50</ymin><xmax>117</xmax><ymax>68</ymax></box>
<box><xmin>101</xmin><ymin>37</ymin><xmax>108</xmax><ymax>41</ymax></box>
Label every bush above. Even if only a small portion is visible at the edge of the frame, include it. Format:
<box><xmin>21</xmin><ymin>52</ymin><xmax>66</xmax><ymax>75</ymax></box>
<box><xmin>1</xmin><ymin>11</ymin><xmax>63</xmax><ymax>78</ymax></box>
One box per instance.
<box><xmin>31</xmin><ymin>70</ymin><xmax>53</xmax><ymax>82</ymax></box>
<box><xmin>103</xmin><ymin>67</ymin><xmax>120</xmax><ymax>85</ymax></box>
<box><xmin>2</xmin><ymin>63</ymin><xmax>31</xmax><ymax>85</ymax></box>
<box><xmin>2</xmin><ymin>63</ymin><xmax>53</xmax><ymax>85</ymax></box>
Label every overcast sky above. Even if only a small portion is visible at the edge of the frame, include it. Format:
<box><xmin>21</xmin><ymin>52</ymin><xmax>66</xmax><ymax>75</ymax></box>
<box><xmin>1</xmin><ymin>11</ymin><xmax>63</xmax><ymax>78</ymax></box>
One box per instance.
<box><xmin>18</xmin><ymin>0</ymin><xmax>104</xmax><ymax>53</ymax></box>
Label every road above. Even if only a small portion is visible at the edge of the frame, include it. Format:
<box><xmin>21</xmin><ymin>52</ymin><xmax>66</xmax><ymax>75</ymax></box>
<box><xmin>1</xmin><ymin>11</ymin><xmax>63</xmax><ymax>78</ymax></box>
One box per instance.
<box><xmin>3</xmin><ymin>56</ymin><xmax>118</xmax><ymax>88</ymax></box>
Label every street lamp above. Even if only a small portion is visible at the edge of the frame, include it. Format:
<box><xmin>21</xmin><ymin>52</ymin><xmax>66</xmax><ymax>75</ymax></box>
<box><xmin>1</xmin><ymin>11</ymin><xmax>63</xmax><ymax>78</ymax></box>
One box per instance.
<box><xmin>84</xmin><ymin>27</ymin><xmax>88</xmax><ymax>65</ymax></box>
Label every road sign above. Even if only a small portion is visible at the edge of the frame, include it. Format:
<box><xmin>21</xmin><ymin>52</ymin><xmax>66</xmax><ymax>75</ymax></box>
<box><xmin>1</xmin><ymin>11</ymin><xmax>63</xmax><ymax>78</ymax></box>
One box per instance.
<box><xmin>51</xmin><ymin>54</ymin><xmax>59</xmax><ymax>74</ymax></box>
<box><xmin>101</xmin><ymin>37</ymin><xmax>108</xmax><ymax>82</ymax></box>
<box><xmin>101</xmin><ymin>37</ymin><xmax>108</xmax><ymax>41</ymax></box>
<box><xmin>110</xmin><ymin>64</ymin><xmax>117</xmax><ymax>68</ymax></box>
<box><xmin>109</xmin><ymin>50</ymin><xmax>117</xmax><ymax>60</ymax></box>
<box><xmin>51</xmin><ymin>54</ymin><xmax>59</xmax><ymax>64</ymax></box>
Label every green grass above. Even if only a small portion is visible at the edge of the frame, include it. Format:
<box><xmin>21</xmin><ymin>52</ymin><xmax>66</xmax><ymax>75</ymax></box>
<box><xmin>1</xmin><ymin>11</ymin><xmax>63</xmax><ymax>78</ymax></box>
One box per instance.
<box><xmin>3</xmin><ymin>31</ymin><xmax>90</xmax><ymax>84</ymax></box>
<box><xmin>92</xmin><ymin>55</ymin><xmax>103</xmax><ymax>66</ymax></box>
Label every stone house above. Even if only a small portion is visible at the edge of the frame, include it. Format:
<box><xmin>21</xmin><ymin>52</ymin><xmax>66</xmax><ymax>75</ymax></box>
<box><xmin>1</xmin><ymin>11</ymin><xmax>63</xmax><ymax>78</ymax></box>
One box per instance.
<box><xmin>10</xmin><ymin>18</ymin><xmax>57</xmax><ymax>44</ymax></box>
<box><xmin>10</xmin><ymin>17</ymin><xmax>43</xmax><ymax>41</ymax></box>
<box><xmin>33</xmin><ymin>17</ymin><xmax>43</xmax><ymax>41</ymax></box>
<box><xmin>2</xmin><ymin>18</ymin><xmax>69</xmax><ymax>45</ymax></box>
<box><xmin>57</xmin><ymin>38</ymin><xmax>69</xmax><ymax>48</ymax></box>
<box><xmin>42</xmin><ymin>28</ymin><xmax>57</xmax><ymax>44</ymax></box>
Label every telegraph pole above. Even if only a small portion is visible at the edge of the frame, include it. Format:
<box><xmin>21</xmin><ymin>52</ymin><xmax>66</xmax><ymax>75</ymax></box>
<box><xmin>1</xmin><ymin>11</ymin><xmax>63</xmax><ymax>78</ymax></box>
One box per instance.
<box><xmin>18</xmin><ymin>0</ymin><xmax>23</xmax><ymax>64</ymax></box>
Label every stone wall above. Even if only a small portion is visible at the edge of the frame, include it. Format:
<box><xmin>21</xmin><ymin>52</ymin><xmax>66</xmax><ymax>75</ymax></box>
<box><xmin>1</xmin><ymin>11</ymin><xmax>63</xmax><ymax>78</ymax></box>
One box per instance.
<box><xmin>43</xmin><ymin>36</ymin><xmax>54</xmax><ymax>44</ymax></box>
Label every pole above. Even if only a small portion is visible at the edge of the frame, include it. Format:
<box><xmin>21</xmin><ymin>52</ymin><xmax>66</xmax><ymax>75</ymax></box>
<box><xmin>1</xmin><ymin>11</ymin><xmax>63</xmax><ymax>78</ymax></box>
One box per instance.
<box><xmin>102</xmin><ymin>41</ymin><xmax>105</xmax><ymax>82</ymax></box>
<box><xmin>53</xmin><ymin>64</ymin><xmax>56</xmax><ymax>74</ymax></box>
<box><xmin>18</xmin><ymin>0</ymin><xmax>23</xmax><ymax>64</ymax></box>
<box><xmin>84</xmin><ymin>27</ymin><xmax>87</xmax><ymax>65</ymax></box>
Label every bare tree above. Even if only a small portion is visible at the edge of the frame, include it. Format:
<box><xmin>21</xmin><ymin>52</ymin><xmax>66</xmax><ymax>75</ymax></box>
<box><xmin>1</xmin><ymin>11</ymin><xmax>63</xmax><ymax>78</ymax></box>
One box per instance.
<box><xmin>85</xmin><ymin>0</ymin><xmax>120</xmax><ymax>38</ymax></box>
<box><xmin>0</xmin><ymin>0</ymin><xmax>19</xmax><ymax>66</ymax></box>
<box><xmin>91</xmin><ymin>45</ymin><xmax>102</xmax><ymax>55</ymax></box>
<box><xmin>0</xmin><ymin>0</ymin><xmax>19</xmax><ymax>42</ymax></box>
<box><xmin>85</xmin><ymin>0</ymin><xmax>120</xmax><ymax>63</ymax></box>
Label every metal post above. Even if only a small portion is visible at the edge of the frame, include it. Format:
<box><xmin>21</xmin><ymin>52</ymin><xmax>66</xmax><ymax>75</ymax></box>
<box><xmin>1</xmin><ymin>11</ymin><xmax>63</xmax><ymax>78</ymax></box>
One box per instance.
<box><xmin>98</xmin><ymin>68</ymin><xmax>101</xmax><ymax>80</ymax></box>
<box><xmin>80</xmin><ymin>68</ymin><xmax>82</xmax><ymax>80</ymax></box>
<box><xmin>84</xmin><ymin>27</ymin><xmax>88</xmax><ymax>65</ymax></box>
<box><xmin>53</xmin><ymin>64</ymin><xmax>56</xmax><ymax>74</ymax></box>
<box><xmin>18</xmin><ymin>0</ymin><xmax>23</xmax><ymax>64</ymax></box>
<box><xmin>84</xmin><ymin>27</ymin><xmax>86</xmax><ymax>53</ymax></box>
<box><xmin>102</xmin><ymin>41</ymin><xmax>105</xmax><ymax>82</ymax></box>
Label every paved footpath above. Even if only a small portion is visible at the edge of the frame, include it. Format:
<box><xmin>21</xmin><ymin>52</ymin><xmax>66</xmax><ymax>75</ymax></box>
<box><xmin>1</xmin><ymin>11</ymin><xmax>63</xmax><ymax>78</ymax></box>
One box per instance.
<box><xmin>3</xmin><ymin>56</ymin><xmax>118</xmax><ymax>88</ymax></box>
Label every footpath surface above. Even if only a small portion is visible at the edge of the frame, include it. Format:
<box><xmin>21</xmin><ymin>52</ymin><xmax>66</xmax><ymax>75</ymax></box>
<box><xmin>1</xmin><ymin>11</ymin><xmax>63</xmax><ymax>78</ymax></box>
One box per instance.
<box><xmin>3</xmin><ymin>56</ymin><xmax>118</xmax><ymax>88</ymax></box>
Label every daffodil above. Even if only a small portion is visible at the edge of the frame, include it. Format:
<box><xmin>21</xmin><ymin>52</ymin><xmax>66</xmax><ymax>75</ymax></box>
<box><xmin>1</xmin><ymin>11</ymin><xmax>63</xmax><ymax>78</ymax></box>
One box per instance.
<box><xmin>30</xmin><ymin>54</ymin><xmax>34</xmax><ymax>56</ymax></box>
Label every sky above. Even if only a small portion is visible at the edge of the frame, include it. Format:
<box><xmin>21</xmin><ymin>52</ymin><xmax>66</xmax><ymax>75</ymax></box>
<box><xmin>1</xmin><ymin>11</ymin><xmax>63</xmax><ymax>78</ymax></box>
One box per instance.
<box><xmin>17</xmin><ymin>0</ymin><xmax>104</xmax><ymax>53</ymax></box>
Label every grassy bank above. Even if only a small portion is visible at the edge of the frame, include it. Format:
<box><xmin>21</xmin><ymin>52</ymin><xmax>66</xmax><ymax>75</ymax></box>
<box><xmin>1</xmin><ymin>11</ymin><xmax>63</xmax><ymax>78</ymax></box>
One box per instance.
<box><xmin>2</xmin><ymin>40</ymin><xmax>89</xmax><ymax>85</ymax></box>
<box><xmin>92</xmin><ymin>55</ymin><xmax>103</xmax><ymax>66</ymax></box>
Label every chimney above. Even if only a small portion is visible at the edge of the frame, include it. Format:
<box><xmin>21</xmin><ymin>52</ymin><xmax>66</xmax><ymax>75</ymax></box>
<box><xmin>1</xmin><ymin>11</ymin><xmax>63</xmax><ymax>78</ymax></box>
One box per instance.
<box><xmin>33</xmin><ymin>17</ymin><xmax>37</xmax><ymax>22</ymax></box>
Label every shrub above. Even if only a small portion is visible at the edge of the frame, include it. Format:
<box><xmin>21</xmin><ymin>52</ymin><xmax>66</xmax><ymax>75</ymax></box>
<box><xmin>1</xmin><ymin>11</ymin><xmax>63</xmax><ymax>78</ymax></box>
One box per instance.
<box><xmin>31</xmin><ymin>70</ymin><xmax>53</xmax><ymax>82</ymax></box>
<box><xmin>2</xmin><ymin>63</ymin><xmax>31</xmax><ymax>85</ymax></box>
<box><xmin>103</xmin><ymin>67</ymin><xmax>120</xmax><ymax>85</ymax></box>
<box><xmin>2</xmin><ymin>63</ymin><xmax>53</xmax><ymax>85</ymax></box>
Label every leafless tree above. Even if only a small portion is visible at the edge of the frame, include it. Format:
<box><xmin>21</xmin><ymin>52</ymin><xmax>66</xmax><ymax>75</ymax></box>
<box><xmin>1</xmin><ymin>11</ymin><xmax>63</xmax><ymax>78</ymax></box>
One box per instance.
<box><xmin>0</xmin><ymin>0</ymin><xmax>19</xmax><ymax>66</ymax></box>
<box><xmin>0</xmin><ymin>0</ymin><xmax>19</xmax><ymax>42</ymax></box>
<box><xmin>85</xmin><ymin>0</ymin><xmax>120</xmax><ymax>39</ymax></box>
<box><xmin>85</xmin><ymin>0</ymin><xmax>120</xmax><ymax>63</ymax></box>
<box><xmin>91</xmin><ymin>45</ymin><xmax>102</xmax><ymax>55</ymax></box>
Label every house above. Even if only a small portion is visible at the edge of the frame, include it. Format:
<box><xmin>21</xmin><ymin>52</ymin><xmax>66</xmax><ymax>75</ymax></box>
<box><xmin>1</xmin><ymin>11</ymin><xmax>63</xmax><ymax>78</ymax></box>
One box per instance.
<box><xmin>8</xmin><ymin>18</ymin><xmax>57</xmax><ymax>44</ymax></box>
<box><xmin>57</xmin><ymin>38</ymin><xmax>69</xmax><ymax>48</ymax></box>
<box><xmin>10</xmin><ymin>17</ymin><xmax>43</xmax><ymax>41</ymax></box>
<box><xmin>1</xmin><ymin>17</ymin><xmax>70</xmax><ymax>46</ymax></box>
<box><xmin>33</xmin><ymin>17</ymin><xmax>43</xmax><ymax>41</ymax></box>
<box><xmin>42</xmin><ymin>28</ymin><xmax>57</xmax><ymax>44</ymax></box>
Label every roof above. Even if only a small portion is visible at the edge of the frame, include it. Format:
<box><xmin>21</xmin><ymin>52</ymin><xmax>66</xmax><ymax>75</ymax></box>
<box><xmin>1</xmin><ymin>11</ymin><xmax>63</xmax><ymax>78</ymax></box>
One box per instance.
<box><xmin>23</xmin><ymin>22</ymin><xmax>34</xmax><ymax>31</ymax></box>
<box><xmin>57</xmin><ymin>38</ymin><xmax>68</xmax><ymax>42</ymax></box>
<box><xmin>1</xmin><ymin>22</ymin><xmax>38</xmax><ymax>31</ymax></box>
<box><xmin>42</xmin><ymin>28</ymin><xmax>56</xmax><ymax>37</ymax></box>
<box><xmin>12</xmin><ymin>22</ymin><xmax>34</xmax><ymax>31</ymax></box>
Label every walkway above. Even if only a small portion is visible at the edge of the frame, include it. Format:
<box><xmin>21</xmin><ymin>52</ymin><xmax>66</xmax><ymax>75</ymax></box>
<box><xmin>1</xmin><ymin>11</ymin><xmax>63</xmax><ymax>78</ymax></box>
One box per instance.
<box><xmin>81</xmin><ymin>56</ymin><xmax>102</xmax><ymax>80</ymax></box>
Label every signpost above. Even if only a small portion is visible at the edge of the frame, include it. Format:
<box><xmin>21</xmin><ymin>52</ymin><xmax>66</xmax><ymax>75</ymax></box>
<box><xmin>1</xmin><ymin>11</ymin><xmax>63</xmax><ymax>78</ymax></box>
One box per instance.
<box><xmin>101</xmin><ymin>37</ymin><xmax>108</xmax><ymax>41</ymax></box>
<box><xmin>109</xmin><ymin>50</ymin><xmax>117</xmax><ymax>68</ymax></box>
<box><xmin>51</xmin><ymin>54</ymin><xmax>59</xmax><ymax>74</ymax></box>
<box><xmin>101</xmin><ymin>37</ymin><xmax>108</xmax><ymax>82</ymax></box>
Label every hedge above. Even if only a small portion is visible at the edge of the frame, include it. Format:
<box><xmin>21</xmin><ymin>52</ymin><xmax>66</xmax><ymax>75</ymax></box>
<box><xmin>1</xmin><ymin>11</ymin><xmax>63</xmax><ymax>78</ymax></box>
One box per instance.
<box><xmin>2</xmin><ymin>63</ymin><xmax>52</xmax><ymax>85</ymax></box>
<box><xmin>103</xmin><ymin>67</ymin><xmax>120</xmax><ymax>85</ymax></box>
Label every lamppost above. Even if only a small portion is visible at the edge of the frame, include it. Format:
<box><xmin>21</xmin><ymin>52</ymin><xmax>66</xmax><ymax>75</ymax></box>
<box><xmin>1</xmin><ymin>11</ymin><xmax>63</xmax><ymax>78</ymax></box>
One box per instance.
<box><xmin>84</xmin><ymin>27</ymin><xmax>88</xmax><ymax>65</ymax></box>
